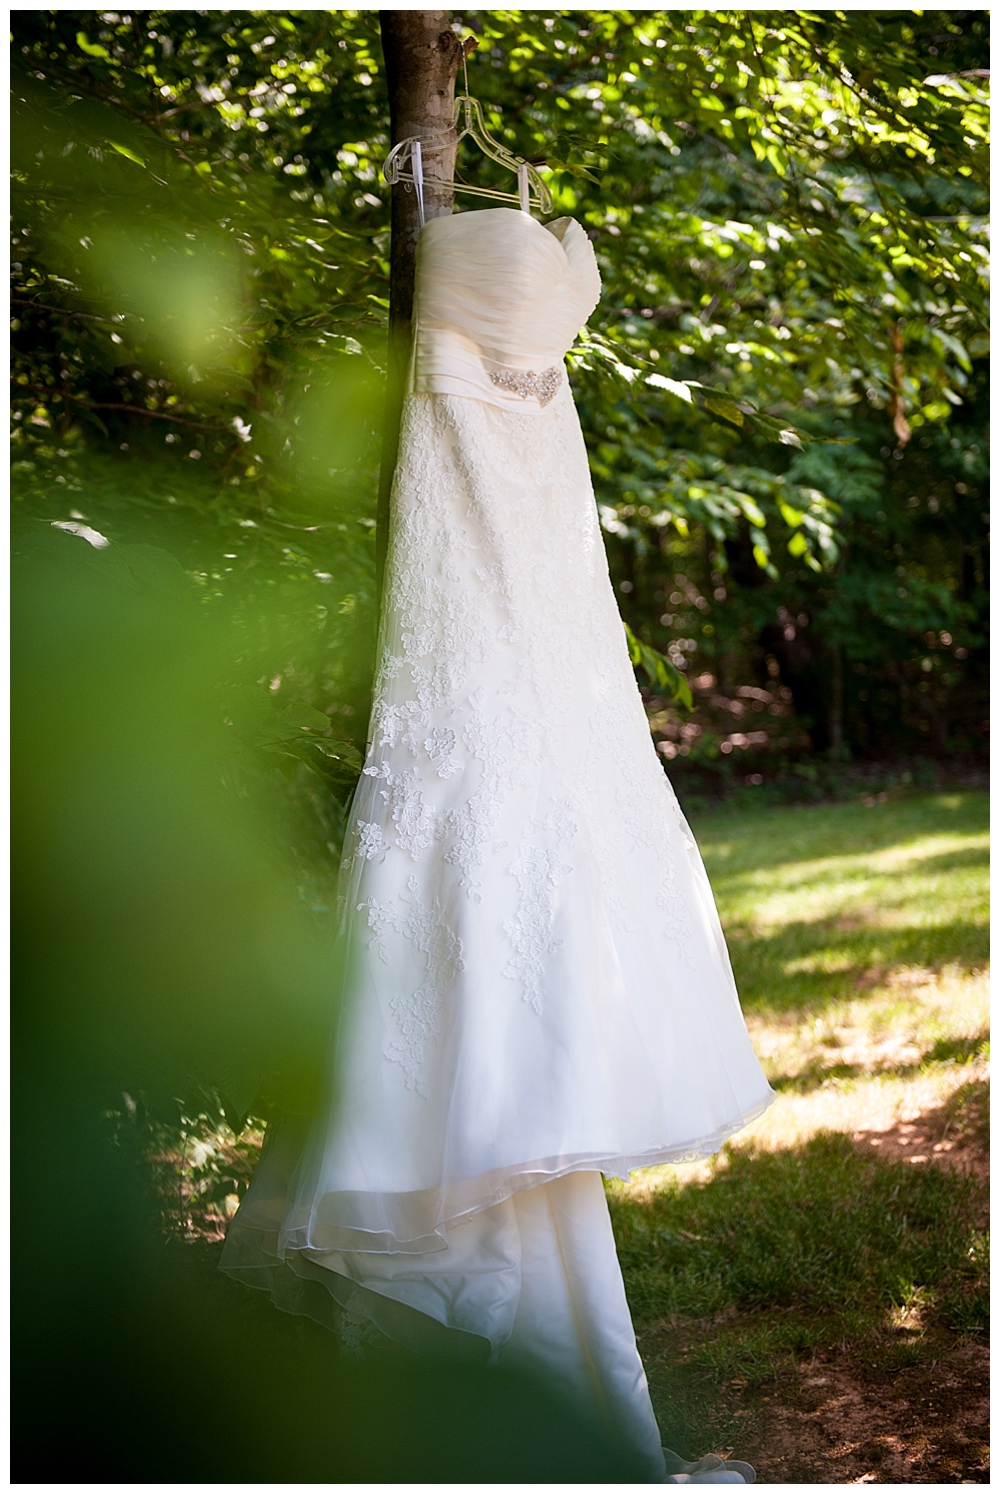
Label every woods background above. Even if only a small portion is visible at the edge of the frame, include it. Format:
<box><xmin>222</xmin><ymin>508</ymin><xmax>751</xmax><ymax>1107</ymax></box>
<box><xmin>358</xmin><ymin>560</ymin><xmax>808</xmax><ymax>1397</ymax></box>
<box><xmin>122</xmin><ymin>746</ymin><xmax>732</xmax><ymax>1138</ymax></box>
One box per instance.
<box><xmin>11</xmin><ymin>12</ymin><xmax>990</xmax><ymax>1482</ymax></box>
<box><xmin>13</xmin><ymin>10</ymin><xmax>988</xmax><ymax>828</ymax></box>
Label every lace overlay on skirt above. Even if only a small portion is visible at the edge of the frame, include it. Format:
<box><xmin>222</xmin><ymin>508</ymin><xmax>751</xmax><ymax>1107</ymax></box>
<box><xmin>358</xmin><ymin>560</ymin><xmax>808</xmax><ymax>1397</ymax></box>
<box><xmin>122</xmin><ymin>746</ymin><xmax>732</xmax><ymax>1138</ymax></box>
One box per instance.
<box><xmin>222</xmin><ymin>380</ymin><xmax>772</xmax><ymax>1480</ymax></box>
<box><xmin>223</xmin><ymin>387</ymin><xmax>772</xmax><ymax>1252</ymax></box>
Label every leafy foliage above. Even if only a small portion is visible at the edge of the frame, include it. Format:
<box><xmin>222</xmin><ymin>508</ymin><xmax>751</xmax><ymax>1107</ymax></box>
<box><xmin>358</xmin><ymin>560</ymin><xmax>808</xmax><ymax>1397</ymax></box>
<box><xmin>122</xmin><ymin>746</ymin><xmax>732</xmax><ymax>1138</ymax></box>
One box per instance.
<box><xmin>625</xmin><ymin>619</ymin><xmax>692</xmax><ymax>709</ymax></box>
<box><xmin>11</xmin><ymin>9</ymin><xmax>989</xmax><ymax>815</ymax></box>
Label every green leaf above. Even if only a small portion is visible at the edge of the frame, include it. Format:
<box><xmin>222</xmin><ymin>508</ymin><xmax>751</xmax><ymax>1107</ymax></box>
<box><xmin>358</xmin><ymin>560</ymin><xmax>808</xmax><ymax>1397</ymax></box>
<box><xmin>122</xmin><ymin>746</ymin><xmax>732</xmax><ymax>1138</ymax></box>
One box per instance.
<box><xmin>313</xmin><ymin>739</ymin><xmax>365</xmax><ymax>774</ymax></box>
<box><xmin>279</xmin><ymin>703</ymin><xmax>333</xmax><ymax>730</ymax></box>
<box><xmin>702</xmin><ymin>394</ymin><xmax>745</xmax><ymax>427</ymax></box>
<box><xmin>545</xmin><ymin>157</ymin><xmax>601</xmax><ymax>184</ymax></box>
<box><xmin>254</xmin><ymin>702</ymin><xmax>333</xmax><ymax>746</ymax></box>
<box><xmin>646</xmin><ymin>373</ymin><xmax>694</xmax><ymax>403</ymax></box>
<box><xmin>108</xmin><ymin>141</ymin><xmax>146</xmax><ymax>168</ymax></box>
<box><xmin>624</xmin><ymin>622</ymin><xmax>693</xmax><ymax>710</ymax></box>
<box><xmin>76</xmin><ymin>32</ymin><xmax>110</xmax><ymax>58</ymax></box>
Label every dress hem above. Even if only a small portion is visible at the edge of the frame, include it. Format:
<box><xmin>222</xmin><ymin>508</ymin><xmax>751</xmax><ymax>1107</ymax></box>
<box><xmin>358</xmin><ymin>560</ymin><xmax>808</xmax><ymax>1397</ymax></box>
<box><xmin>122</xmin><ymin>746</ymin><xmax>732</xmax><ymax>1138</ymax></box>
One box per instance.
<box><xmin>292</xmin><ymin>1087</ymin><xmax>775</xmax><ymax>1254</ymax></box>
<box><xmin>219</xmin><ymin>1091</ymin><xmax>773</xmax><ymax>1366</ymax></box>
<box><xmin>225</xmin><ymin>1087</ymin><xmax>775</xmax><ymax>1277</ymax></box>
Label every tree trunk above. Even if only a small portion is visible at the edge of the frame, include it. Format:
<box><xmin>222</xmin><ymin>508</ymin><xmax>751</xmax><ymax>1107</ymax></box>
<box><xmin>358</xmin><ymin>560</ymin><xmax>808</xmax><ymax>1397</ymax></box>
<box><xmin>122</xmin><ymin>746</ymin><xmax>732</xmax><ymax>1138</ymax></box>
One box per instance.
<box><xmin>375</xmin><ymin>12</ymin><xmax>463</xmax><ymax>601</ymax></box>
<box><xmin>829</xmin><ymin>642</ymin><xmax>844</xmax><ymax>757</ymax></box>
<box><xmin>887</xmin><ymin>323</ymin><xmax>911</xmax><ymax>449</ymax></box>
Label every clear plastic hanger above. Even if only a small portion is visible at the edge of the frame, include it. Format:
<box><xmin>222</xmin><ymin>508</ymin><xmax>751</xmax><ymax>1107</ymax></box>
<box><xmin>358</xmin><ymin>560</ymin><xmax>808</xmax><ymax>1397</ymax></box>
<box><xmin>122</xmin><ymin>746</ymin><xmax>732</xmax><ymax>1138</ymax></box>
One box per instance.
<box><xmin>382</xmin><ymin>50</ymin><xmax>553</xmax><ymax>224</ymax></box>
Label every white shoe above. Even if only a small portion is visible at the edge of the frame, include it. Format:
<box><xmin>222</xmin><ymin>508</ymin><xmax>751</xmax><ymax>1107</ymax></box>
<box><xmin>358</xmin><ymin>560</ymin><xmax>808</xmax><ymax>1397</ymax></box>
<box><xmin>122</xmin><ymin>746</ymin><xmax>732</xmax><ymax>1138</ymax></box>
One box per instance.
<box><xmin>667</xmin><ymin>1475</ymin><xmax>745</xmax><ymax>1485</ymax></box>
<box><xmin>663</xmin><ymin>1449</ymin><xmax>756</xmax><ymax>1484</ymax></box>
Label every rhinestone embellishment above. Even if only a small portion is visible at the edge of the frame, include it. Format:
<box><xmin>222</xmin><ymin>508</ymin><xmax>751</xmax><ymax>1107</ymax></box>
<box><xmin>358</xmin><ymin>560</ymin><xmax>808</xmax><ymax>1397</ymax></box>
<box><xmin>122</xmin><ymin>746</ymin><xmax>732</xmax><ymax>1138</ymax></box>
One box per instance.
<box><xmin>488</xmin><ymin>366</ymin><xmax>562</xmax><ymax>407</ymax></box>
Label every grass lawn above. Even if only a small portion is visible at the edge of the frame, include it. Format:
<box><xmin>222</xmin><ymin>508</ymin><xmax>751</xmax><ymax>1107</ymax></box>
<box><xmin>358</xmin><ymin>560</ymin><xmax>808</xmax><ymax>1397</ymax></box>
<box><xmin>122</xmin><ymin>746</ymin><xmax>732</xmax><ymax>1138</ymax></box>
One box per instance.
<box><xmin>149</xmin><ymin>789</ymin><xmax>988</xmax><ymax>1481</ymax></box>
<box><xmin>610</xmin><ymin>790</ymin><xmax>989</xmax><ymax>1484</ymax></box>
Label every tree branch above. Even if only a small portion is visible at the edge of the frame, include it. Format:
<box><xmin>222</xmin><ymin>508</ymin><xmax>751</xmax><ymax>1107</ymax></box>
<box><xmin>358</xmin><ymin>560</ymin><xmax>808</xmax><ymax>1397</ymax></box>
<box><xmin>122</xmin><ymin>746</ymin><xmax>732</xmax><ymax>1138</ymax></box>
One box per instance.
<box><xmin>14</xmin><ymin>383</ymin><xmax>231</xmax><ymax>433</ymax></box>
<box><xmin>11</xmin><ymin>296</ymin><xmax>121</xmax><ymax>326</ymax></box>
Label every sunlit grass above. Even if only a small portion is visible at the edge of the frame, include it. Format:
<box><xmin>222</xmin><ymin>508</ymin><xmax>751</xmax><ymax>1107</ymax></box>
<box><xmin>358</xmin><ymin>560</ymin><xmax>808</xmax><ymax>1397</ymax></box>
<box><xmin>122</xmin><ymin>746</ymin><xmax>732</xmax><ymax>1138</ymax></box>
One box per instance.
<box><xmin>611</xmin><ymin>791</ymin><xmax>989</xmax><ymax>1452</ymax></box>
<box><xmin>701</xmin><ymin>794</ymin><xmax>988</xmax><ymax>1003</ymax></box>
<box><xmin>711</xmin><ymin>791</ymin><xmax>988</xmax><ymax>1153</ymax></box>
<box><xmin>625</xmin><ymin>790</ymin><xmax>989</xmax><ymax>1178</ymax></box>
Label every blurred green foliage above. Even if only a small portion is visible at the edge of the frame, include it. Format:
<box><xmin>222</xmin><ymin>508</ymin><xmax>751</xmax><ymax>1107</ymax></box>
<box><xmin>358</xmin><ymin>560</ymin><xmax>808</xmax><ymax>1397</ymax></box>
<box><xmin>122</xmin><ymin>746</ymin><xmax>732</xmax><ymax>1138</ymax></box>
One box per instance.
<box><xmin>12</xmin><ymin>524</ymin><xmax>341</xmax><ymax>1122</ymax></box>
<box><xmin>13</xmin><ymin>522</ymin><xmax>652</xmax><ymax>1483</ymax></box>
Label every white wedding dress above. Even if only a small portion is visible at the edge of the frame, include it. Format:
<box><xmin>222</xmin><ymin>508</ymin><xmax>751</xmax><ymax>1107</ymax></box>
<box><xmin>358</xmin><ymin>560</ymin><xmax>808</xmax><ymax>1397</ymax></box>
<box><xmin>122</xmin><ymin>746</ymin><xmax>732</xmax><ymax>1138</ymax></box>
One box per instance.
<box><xmin>222</xmin><ymin>207</ymin><xmax>773</xmax><ymax>1480</ymax></box>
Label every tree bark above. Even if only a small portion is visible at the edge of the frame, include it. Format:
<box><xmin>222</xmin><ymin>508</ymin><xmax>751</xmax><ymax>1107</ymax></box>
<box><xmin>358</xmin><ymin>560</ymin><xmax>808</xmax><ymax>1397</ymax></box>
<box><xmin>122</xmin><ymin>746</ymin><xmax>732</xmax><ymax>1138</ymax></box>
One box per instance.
<box><xmin>375</xmin><ymin>12</ymin><xmax>463</xmax><ymax>602</ymax></box>
<box><xmin>829</xmin><ymin>641</ymin><xmax>844</xmax><ymax>757</ymax></box>
<box><xmin>887</xmin><ymin>323</ymin><xmax>911</xmax><ymax>448</ymax></box>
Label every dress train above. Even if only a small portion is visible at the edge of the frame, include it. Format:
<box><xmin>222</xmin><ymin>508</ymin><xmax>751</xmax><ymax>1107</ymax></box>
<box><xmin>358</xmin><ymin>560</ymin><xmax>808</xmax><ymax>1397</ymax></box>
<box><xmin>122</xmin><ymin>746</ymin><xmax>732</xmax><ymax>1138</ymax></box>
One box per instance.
<box><xmin>225</xmin><ymin>1154</ymin><xmax>666</xmax><ymax>1478</ymax></box>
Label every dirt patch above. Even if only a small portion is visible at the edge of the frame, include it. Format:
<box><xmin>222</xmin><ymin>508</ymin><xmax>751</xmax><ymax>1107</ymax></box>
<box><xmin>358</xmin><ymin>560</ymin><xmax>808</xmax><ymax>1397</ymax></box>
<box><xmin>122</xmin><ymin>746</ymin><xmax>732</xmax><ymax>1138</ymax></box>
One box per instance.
<box><xmin>639</xmin><ymin>1090</ymin><xmax>989</xmax><ymax>1483</ymax></box>
<box><xmin>639</xmin><ymin>1324</ymin><xmax>989</xmax><ymax>1485</ymax></box>
<box><xmin>851</xmin><ymin>1080</ymin><xmax>989</xmax><ymax>1188</ymax></box>
<box><xmin>735</xmin><ymin>1336</ymin><xmax>989</xmax><ymax>1484</ymax></box>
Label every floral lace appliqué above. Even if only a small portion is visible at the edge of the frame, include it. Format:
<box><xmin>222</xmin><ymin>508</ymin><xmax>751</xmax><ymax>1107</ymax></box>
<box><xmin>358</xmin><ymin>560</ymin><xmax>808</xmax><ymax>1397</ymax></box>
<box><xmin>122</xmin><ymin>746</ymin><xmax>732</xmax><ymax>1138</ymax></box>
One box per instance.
<box><xmin>355</xmin><ymin>821</ymin><xmax>387</xmax><ymax>862</ymax></box>
<box><xmin>364</xmin><ymin>762</ymin><xmax>436</xmax><ymax>858</ymax></box>
<box><xmin>424</xmin><ymin>725</ymin><xmax>460</xmax><ymax>779</ymax></box>
<box><xmin>362</xmin><ymin>875</ymin><xmax>464</xmax><ymax>1095</ymax></box>
<box><xmin>502</xmin><ymin>808</ymin><xmax>577</xmax><ymax>1014</ymax></box>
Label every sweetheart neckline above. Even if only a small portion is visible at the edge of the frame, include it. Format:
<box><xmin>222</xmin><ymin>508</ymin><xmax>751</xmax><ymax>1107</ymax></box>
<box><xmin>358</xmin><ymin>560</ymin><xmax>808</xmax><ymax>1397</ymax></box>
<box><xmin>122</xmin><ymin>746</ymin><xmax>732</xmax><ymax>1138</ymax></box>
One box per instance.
<box><xmin>419</xmin><ymin>207</ymin><xmax>580</xmax><ymax>263</ymax></box>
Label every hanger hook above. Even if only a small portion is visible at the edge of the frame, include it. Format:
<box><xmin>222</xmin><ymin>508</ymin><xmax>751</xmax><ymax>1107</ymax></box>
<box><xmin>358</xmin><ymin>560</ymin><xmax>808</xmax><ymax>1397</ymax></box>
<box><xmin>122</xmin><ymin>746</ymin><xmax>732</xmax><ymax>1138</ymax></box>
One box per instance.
<box><xmin>460</xmin><ymin>34</ymin><xmax>477</xmax><ymax>98</ymax></box>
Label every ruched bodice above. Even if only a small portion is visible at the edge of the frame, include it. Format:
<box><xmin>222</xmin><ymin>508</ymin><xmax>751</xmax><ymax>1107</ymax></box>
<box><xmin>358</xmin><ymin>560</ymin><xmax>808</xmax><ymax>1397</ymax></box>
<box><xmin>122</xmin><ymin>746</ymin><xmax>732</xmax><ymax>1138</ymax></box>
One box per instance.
<box><xmin>412</xmin><ymin>209</ymin><xmax>602</xmax><ymax>410</ymax></box>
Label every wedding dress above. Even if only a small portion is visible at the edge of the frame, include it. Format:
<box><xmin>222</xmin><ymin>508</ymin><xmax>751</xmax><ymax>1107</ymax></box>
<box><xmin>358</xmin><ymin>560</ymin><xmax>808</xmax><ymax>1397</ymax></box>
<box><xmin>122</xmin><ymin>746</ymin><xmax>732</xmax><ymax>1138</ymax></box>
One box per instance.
<box><xmin>221</xmin><ymin>207</ymin><xmax>773</xmax><ymax>1481</ymax></box>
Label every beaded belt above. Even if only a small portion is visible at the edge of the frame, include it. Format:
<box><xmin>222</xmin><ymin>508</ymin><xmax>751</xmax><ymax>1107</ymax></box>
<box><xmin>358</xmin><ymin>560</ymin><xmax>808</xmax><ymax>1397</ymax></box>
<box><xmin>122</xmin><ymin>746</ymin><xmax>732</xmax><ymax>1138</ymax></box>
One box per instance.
<box><xmin>488</xmin><ymin>366</ymin><xmax>562</xmax><ymax>407</ymax></box>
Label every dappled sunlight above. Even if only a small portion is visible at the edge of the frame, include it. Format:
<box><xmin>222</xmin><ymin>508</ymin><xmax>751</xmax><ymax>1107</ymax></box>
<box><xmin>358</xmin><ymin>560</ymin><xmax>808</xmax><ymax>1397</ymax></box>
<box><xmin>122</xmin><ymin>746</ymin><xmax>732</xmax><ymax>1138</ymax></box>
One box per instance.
<box><xmin>732</xmin><ymin>918</ymin><xmax>987</xmax><ymax>1017</ymax></box>
<box><xmin>715</xmin><ymin>832</ymin><xmax>988</xmax><ymax>936</ymax></box>
<box><xmin>608</xmin><ymin>1128</ymin><xmax>986</xmax><ymax>1336</ymax></box>
<box><xmin>694</xmin><ymin>793</ymin><xmax>989</xmax><ymax>1024</ymax></box>
<box><xmin>734</xmin><ymin>956</ymin><xmax>989</xmax><ymax>1159</ymax></box>
<box><xmin>609</xmin><ymin>1052</ymin><xmax>987</xmax><ymax>1476</ymax></box>
<box><xmin>734</xmin><ymin>1052</ymin><xmax>988</xmax><ymax>1159</ymax></box>
<box><xmin>695</xmin><ymin>795</ymin><xmax>988</xmax><ymax>875</ymax></box>
<box><xmin>618</xmin><ymin>1042</ymin><xmax>987</xmax><ymax>1202</ymax></box>
<box><xmin>747</xmin><ymin>963</ymin><xmax>988</xmax><ymax>1080</ymax></box>
<box><xmin>622</xmin><ymin>795</ymin><xmax>989</xmax><ymax>1198</ymax></box>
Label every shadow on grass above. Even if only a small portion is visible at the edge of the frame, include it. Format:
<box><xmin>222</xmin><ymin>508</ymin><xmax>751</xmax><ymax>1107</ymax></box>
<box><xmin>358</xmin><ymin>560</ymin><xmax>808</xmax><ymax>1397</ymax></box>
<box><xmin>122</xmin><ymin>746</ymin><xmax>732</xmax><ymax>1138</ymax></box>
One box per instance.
<box><xmin>926</xmin><ymin>1035</ymin><xmax>991</xmax><ymax>1065</ymax></box>
<box><xmin>902</xmin><ymin>844</ymin><xmax>991</xmax><ymax>876</ymax></box>
<box><xmin>614</xmin><ymin>1123</ymin><xmax>988</xmax><ymax>1458</ymax></box>
<box><xmin>612</xmin><ymin>1130</ymin><xmax>987</xmax><ymax>1352</ymax></box>
<box><xmin>767</xmin><ymin>1033</ymin><xmax>990</xmax><ymax>1094</ymax></box>
<box><xmin>730</xmin><ymin>919</ymin><xmax>988</xmax><ymax>1017</ymax></box>
<box><xmin>694</xmin><ymin>792</ymin><xmax>988</xmax><ymax>880</ymax></box>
